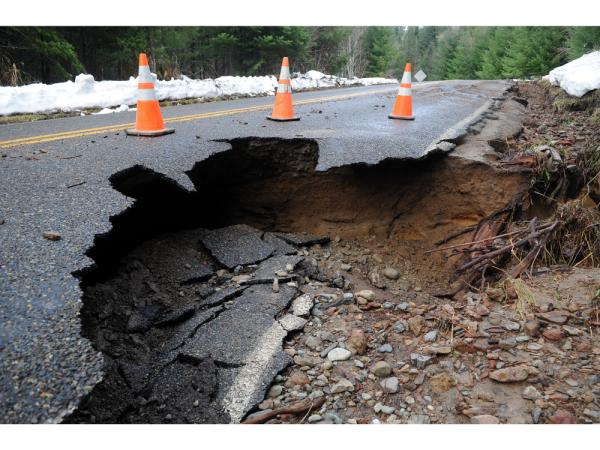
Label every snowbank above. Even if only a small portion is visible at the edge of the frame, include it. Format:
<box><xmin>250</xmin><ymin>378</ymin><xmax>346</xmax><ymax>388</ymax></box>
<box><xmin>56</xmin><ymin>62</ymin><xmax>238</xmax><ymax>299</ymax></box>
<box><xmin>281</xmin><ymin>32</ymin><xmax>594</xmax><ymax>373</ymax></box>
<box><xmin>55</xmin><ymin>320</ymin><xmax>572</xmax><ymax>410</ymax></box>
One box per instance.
<box><xmin>0</xmin><ymin>71</ymin><xmax>397</xmax><ymax>116</ymax></box>
<box><xmin>548</xmin><ymin>51</ymin><xmax>600</xmax><ymax>97</ymax></box>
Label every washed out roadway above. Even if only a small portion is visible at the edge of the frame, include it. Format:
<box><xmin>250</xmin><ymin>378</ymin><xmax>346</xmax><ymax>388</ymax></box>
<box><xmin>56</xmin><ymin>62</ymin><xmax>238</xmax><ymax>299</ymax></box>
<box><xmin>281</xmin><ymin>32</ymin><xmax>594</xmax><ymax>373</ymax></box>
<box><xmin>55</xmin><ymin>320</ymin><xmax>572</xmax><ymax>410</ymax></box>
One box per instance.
<box><xmin>0</xmin><ymin>79</ymin><xmax>513</xmax><ymax>423</ymax></box>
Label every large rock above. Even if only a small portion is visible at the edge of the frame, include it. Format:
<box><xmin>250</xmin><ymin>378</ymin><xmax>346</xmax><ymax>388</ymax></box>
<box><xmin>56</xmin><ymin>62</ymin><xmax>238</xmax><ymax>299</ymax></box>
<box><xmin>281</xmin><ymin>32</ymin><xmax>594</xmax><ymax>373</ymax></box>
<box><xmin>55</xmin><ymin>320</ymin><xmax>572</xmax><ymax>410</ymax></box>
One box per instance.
<box><xmin>429</xmin><ymin>372</ymin><xmax>457</xmax><ymax>393</ymax></box>
<box><xmin>328</xmin><ymin>348</ymin><xmax>351</xmax><ymax>361</ymax></box>
<box><xmin>284</xmin><ymin>373</ymin><xmax>310</xmax><ymax>389</ymax></box>
<box><xmin>380</xmin><ymin>377</ymin><xmax>400</xmax><ymax>394</ymax></box>
<box><xmin>408</xmin><ymin>315</ymin><xmax>425</xmax><ymax>336</ymax></box>
<box><xmin>356</xmin><ymin>290</ymin><xmax>376</xmax><ymax>301</ymax></box>
<box><xmin>345</xmin><ymin>330</ymin><xmax>367</xmax><ymax>355</ymax></box>
<box><xmin>471</xmin><ymin>415</ymin><xmax>499</xmax><ymax>424</ymax></box>
<box><xmin>383</xmin><ymin>268</ymin><xmax>400</xmax><ymax>280</ymax></box>
<box><xmin>538</xmin><ymin>310</ymin><xmax>570</xmax><ymax>325</ymax></box>
<box><xmin>370</xmin><ymin>361</ymin><xmax>392</xmax><ymax>377</ymax></box>
<box><xmin>330</xmin><ymin>379</ymin><xmax>354</xmax><ymax>393</ymax></box>
<box><xmin>407</xmin><ymin>414</ymin><xmax>431</xmax><ymax>424</ymax></box>
<box><xmin>490</xmin><ymin>366</ymin><xmax>539</xmax><ymax>382</ymax></box>
<box><xmin>294</xmin><ymin>355</ymin><xmax>315</xmax><ymax>368</ymax></box>
<box><xmin>453</xmin><ymin>339</ymin><xmax>477</xmax><ymax>354</ymax></box>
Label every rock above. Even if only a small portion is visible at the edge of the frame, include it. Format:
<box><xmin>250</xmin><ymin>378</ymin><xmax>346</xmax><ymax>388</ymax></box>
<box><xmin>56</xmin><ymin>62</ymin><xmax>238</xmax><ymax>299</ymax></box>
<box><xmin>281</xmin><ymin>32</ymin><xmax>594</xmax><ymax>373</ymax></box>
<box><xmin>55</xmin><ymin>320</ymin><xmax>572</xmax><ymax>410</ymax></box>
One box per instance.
<box><xmin>576</xmin><ymin>342</ymin><xmax>591</xmax><ymax>352</ymax></box>
<box><xmin>407</xmin><ymin>415</ymin><xmax>431</xmax><ymax>424</ymax></box>
<box><xmin>424</xmin><ymin>346</ymin><xmax>452</xmax><ymax>355</ymax></box>
<box><xmin>562</xmin><ymin>325</ymin><xmax>583</xmax><ymax>336</ymax></box>
<box><xmin>543</xmin><ymin>329</ymin><xmax>565</xmax><ymax>341</ymax></box>
<box><xmin>377</xmin><ymin>344</ymin><xmax>393</xmax><ymax>353</ymax></box>
<box><xmin>424</xmin><ymin>331</ymin><xmax>437</xmax><ymax>342</ymax></box>
<box><xmin>322</xmin><ymin>361</ymin><xmax>333</xmax><ymax>370</ymax></box>
<box><xmin>393</xmin><ymin>322</ymin><xmax>405</xmax><ymax>333</ymax></box>
<box><xmin>410</xmin><ymin>353</ymin><xmax>437</xmax><ymax>369</ymax></box>
<box><xmin>528</xmin><ymin>343</ymin><xmax>543</xmax><ymax>351</ymax></box>
<box><xmin>356</xmin><ymin>297</ymin><xmax>368</xmax><ymax>306</ymax></box>
<box><xmin>328</xmin><ymin>348</ymin><xmax>351</xmax><ymax>361</ymax></box>
<box><xmin>472</xmin><ymin>339</ymin><xmax>490</xmax><ymax>352</ymax></box>
<box><xmin>414</xmin><ymin>373</ymin><xmax>425</xmax><ymax>385</ymax></box>
<box><xmin>502</xmin><ymin>321</ymin><xmax>520</xmax><ymax>332</ymax></box>
<box><xmin>309</xmin><ymin>390</ymin><xmax>324</xmax><ymax>401</ymax></box>
<box><xmin>383</xmin><ymin>268</ymin><xmax>400</xmax><ymax>280</ymax></box>
<box><xmin>325</xmin><ymin>413</ymin><xmax>343</xmax><ymax>424</ymax></box>
<box><xmin>330</xmin><ymin>379</ymin><xmax>354</xmax><ymax>393</ymax></box>
<box><xmin>284</xmin><ymin>348</ymin><xmax>295</xmax><ymax>357</ymax></box>
<box><xmin>267</xmin><ymin>385</ymin><xmax>283</xmax><ymax>397</ymax></box>
<box><xmin>430</xmin><ymin>372</ymin><xmax>457</xmax><ymax>393</ymax></box>
<box><xmin>246</xmin><ymin>409</ymin><xmax>272</xmax><ymax>421</ymax></box>
<box><xmin>356</xmin><ymin>290</ymin><xmax>376</xmax><ymax>301</ymax></box>
<box><xmin>549</xmin><ymin>410</ymin><xmax>577</xmax><ymax>424</ymax></box>
<box><xmin>383</xmin><ymin>302</ymin><xmax>394</xmax><ymax>310</ymax></box>
<box><xmin>284</xmin><ymin>373</ymin><xmax>310</xmax><ymax>389</ymax></box>
<box><xmin>370</xmin><ymin>361</ymin><xmax>392</xmax><ymax>377</ymax></box>
<box><xmin>499</xmin><ymin>338</ymin><xmax>517</xmax><ymax>350</ymax></box>
<box><xmin>294</xmin><ymin>355</ymin><xmax>315</xmax><ymax>368</ymax></box>
<box><xmin>488</xmin><ymin>313</ymin><xmax>503</xmax><ymax>326</ymax></box>
<box><xmin>397</xmin><ymin>302</ymin><xmax>409</xmax><ymax>311</ymax></box>
<box><xmin>305</xmin><ymin>336</ymin><xmax>322</xmax><ymax>349</ymax></box>
<box><xmin>258</xmin><ymin>398</ymin><xmax>273</xmax><ymax>410</ymax></box>
<box><xmin>408</xmin><ymin>315</ymin><xmax>425</xmax><ymax>336</ymax></box>
<box><xmin>506</xmin><ymin>284</ymin><xmax>517</xmax><ymax>299</ymax></box>
<box><xmin>486</xmin><ymin>288</ymin><xmax>504</xmax><ymax>302</ymax></box>
<box><xmin>490</xmin><ymin>366</ymin><xmax>539</xmax><ymax>382</ymax></box>
<box><xmin>538</xmin><ymin>310</ymin><xmax>570</xmax><ymax>325</ymax></box>
<box><xmin>308</xmin><ymin>414</ymin><xmax>322</xmax><ymax>423</ymax></box>
<box><xmin>272</xmin><ymin>278</ymin><xmax>279</xmax><ymax>293</ymax></box>
<box><xmin>381</xmin><ymin>406</ymin><xmax>395</xmax><ymax>414</ymax></box>
<box><xmin>345</xmin><ymin>330</ymin><xmax>367</xmax><ymax>355</ymax></box>
<box><xmin>532</xmin><ymin>407</ymin><xmax>542</xmax><ymax>424</ymax></box>
<box><xmin>508</xmin><ymin>416</ymin><xmax>527</xmax><ymax>426</ymax></box>
<box><xmin>380</xmin><ymin>377</ymin><xmax>400</xmax><ymax>394</ymax></box>
<box><xmin>453</xmin><ymin>340</ymin><xmax>477</xmax><ymax>354</ymax></box>
<box><xmin>441</xmin><ymin>304</ymin><xmax>455</xmax><ymax>316</ymax></box>
<box><xmin>525</xmin><ymin>320</ymin><xmax>540</xmax><ymax>337</ymax></box>
<box><xmin>42</xmin><ymin>231</ymin><xmax>61</xmax><ymax>241</ymax></box>
<box><xmin>522</xmin><ymin>386</ymin><xmax>543</xmax><ymax>400</ymax></box>
<box><xmin>341</xmin><ymin>264</ymin><xmax>352</xmax><ymax>271</ymax></box>
<box><xmin>588</xmin><ymin>374</ymin><xmax>600</xmax><ymax>387</ymax></box>
<box><xmin>471</xmin><ymin>415</ymin><xmax>499</xmax><ymax>424</ymax></box>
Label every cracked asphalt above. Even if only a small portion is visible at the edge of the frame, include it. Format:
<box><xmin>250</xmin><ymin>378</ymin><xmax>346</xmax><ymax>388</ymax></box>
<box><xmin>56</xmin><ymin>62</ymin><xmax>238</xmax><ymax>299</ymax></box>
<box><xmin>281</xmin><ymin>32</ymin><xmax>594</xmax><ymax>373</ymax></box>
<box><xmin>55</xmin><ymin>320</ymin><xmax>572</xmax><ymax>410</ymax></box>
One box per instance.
<box><xmin>0</xmin><ymin>79</ymin><xmax>513</xmax><ymax>423</ymax></box>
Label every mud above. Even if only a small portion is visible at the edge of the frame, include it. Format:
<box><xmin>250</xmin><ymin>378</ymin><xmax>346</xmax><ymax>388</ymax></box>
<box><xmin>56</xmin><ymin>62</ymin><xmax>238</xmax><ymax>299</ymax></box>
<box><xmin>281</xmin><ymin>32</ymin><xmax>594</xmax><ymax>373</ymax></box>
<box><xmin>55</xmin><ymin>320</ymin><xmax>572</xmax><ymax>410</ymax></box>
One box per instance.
<box><xmin>65</xmin><ymin>94</ymin><xmax>540</xmax><ymax>423</ymax></box>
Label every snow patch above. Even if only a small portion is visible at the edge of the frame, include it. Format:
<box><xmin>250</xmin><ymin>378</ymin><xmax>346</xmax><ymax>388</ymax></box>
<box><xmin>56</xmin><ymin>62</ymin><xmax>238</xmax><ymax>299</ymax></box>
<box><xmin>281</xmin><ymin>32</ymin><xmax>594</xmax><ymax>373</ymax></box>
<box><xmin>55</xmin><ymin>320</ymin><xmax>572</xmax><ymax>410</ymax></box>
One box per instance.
<box><xmin>548</xmin><ymin>51</ymin><xmax>600</xmax><ymax>97</ymax></box>
<box><xmin>0</xmin><ymin>72</ymin><xmax>397</xmax><ymax>116</ymax></box>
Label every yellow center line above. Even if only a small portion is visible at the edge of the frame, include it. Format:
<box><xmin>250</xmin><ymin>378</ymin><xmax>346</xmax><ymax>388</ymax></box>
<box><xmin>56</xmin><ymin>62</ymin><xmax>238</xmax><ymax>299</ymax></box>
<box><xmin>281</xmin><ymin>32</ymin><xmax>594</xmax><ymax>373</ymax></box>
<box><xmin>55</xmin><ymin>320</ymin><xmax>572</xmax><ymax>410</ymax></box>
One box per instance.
<box><xmin>0</xmin><ymin>86</ymin><xmax>398</xmax><ymax>149</ymax></box>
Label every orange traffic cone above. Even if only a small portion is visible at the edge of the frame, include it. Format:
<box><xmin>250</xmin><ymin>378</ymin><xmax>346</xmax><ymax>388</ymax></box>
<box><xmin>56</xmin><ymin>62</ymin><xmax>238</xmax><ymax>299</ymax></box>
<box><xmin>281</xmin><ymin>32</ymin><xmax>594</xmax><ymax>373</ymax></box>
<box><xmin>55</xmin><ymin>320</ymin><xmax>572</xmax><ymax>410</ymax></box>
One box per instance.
<box><xmin>266</xmin><ymin>57</ymin><xmax>300</xmax><ymax>122</ymax></box>
<box><xmin>126</xmin><ymin>54</ymin><xmax>175</xmax><ymax>137</ymax></box>
<box><xmin>389</xmin><ymin>63</ymin><xmax>415</xmax><ymax>120</ymax></box>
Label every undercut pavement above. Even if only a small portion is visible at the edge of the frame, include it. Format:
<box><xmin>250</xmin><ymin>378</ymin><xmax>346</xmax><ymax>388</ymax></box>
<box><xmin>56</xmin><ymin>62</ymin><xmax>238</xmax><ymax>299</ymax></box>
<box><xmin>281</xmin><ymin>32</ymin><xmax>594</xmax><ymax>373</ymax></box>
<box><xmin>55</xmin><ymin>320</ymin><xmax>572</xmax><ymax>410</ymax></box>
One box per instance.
<box><xmin>0</xmin><ymin>80</ymin><xmax>527</xmax><ymax>423</ymax></box>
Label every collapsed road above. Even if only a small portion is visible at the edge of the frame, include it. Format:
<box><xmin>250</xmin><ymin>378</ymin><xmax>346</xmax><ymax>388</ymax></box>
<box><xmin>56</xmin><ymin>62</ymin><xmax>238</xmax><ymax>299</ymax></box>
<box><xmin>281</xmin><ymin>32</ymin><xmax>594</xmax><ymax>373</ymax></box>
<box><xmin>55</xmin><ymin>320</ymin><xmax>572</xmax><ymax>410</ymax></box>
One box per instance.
<box><xmin>0</xmin><ymin>79</ymin><xmax>531</xmax><ymax>423</ymax></box>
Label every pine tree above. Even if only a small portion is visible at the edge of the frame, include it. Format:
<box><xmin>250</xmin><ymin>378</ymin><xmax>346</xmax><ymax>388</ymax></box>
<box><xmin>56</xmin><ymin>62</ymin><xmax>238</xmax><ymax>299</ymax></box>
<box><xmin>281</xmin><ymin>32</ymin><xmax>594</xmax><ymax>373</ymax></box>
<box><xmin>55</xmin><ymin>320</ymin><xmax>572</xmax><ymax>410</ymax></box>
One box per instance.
<box><xmin>566</xmin><ymin>27</ymin><xmax>600</xmax><ymax>60</ymax></box>
<box><xmin>365</xmin><ymin>27</ymin><xmax>396</xmax><ymax>77</ymax></box>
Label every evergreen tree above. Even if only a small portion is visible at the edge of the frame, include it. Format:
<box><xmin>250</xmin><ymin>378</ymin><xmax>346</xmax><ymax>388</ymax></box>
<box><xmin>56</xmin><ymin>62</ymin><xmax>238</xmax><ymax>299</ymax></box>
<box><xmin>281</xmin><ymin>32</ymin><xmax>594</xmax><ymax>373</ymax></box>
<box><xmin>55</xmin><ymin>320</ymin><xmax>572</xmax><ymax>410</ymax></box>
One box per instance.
<box><xmin>502</xmin><ymin>27</ymin><xmax>567</xmax><ymax>79</ymax></box>
<box><xmin>365</xmin><ymin>26</ymin><xmax>396</xmax><ymax>77</ymax></box>
<box><xmin>566</xmin><ymin>26</ymin><xmax>600</xmax><ymax>60</ymax></box>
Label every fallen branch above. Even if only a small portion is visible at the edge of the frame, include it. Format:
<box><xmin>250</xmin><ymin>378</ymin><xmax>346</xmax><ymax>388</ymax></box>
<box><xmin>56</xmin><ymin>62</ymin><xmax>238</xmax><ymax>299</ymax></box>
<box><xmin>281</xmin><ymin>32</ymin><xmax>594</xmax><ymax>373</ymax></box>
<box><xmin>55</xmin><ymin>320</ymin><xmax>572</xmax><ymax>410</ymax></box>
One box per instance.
<box><xmin>433</xmin><ymin>226</ymin><xmax>477</xmax><ymax>247</ymax></box>
<box><xmin>240</xmin><ymin>397</ymin><xmax>326</xmax><ymax>424</ymax></box>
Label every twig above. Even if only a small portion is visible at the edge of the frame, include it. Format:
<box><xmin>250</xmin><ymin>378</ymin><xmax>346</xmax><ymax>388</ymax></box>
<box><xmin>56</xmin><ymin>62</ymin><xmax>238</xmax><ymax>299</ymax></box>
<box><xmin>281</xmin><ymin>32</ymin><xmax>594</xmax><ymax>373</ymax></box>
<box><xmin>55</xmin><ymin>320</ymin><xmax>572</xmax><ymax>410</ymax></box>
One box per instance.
<box><xmin>299</xmin><ymin>401</ymin><xmax>316</xmax><ymax>424</ymax></box>
<box><xmin>66</xmin><ymin>181</ymin><xmax>86</xmax><ymax>188</ymax></box>
<box><xmin>449</xmin><ymin>321</ymin><xmax>476</xmax><ymax>336</ymax></box>
<box><xmin>60</xmin><ymin>155</ymin><xmax>82</xmax><ymax>160</ymax></box>
<box><xmin>240</xmin><ymin>397</ymin><xmax>325</xmax><ymax>424</ymax></box>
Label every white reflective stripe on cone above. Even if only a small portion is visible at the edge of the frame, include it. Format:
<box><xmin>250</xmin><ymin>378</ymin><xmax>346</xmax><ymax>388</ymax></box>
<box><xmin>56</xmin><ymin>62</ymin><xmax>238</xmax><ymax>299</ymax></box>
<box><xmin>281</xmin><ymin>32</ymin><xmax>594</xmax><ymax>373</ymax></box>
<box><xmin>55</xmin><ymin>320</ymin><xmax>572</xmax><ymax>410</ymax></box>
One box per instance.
<box><xmin>279</xmin><ymin>65</ymin><xmax>291</xmax><ymax>80</ymax></box>
<box><xmin>277</xmin><ymin>84</ymin><xmax>293</xmax><ymax>94</ymax></box>
<box><xmin>401</xmin><ymin>71</ymin><xmax>412</xmax><ymax>84</ymax></box>
<box><xmin>137</xmin><ymin>88</ymin><xmax>157</xmax><ymax>101</ymax></box>
<box><xmin>397</xmin><ymin>87</ymin><xmax>411</xmax><ymax>96</ymax></box>
<box><xmin>138</xmin><ymin>65</ymin><xmax>153</xmax><ymax>84</ymax></box>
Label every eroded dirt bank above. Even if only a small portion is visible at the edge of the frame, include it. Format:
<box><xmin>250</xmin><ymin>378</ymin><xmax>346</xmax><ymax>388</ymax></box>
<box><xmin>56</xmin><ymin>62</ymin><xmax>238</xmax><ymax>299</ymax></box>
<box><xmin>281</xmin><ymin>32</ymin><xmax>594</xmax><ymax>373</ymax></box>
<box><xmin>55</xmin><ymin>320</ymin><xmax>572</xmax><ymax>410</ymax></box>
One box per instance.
<box><xmin>65</xmin><ymin>90</ymin><xmax>599</xmax><ymax>424</ymax></box>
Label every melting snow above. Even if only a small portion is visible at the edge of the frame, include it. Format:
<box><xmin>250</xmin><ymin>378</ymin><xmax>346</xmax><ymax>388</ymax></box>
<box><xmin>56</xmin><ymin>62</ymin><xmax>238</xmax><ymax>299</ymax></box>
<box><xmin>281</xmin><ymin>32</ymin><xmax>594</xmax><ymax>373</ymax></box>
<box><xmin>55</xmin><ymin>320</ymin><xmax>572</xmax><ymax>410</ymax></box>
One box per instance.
<box><xmin>548</xmin><ymin>51</ymin><xmax>600</xmax><ymax>97</ymax></box>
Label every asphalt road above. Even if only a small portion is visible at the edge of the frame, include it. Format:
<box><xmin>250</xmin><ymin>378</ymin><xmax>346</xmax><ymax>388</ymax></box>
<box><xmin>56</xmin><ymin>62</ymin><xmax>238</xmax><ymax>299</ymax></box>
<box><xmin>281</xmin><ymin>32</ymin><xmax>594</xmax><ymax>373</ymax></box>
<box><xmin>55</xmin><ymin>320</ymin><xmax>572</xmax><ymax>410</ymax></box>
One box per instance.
<box><xmin>0</xmin><ymin>79</ymin><xmax>512</xmax><ymax>423</ymax></box>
